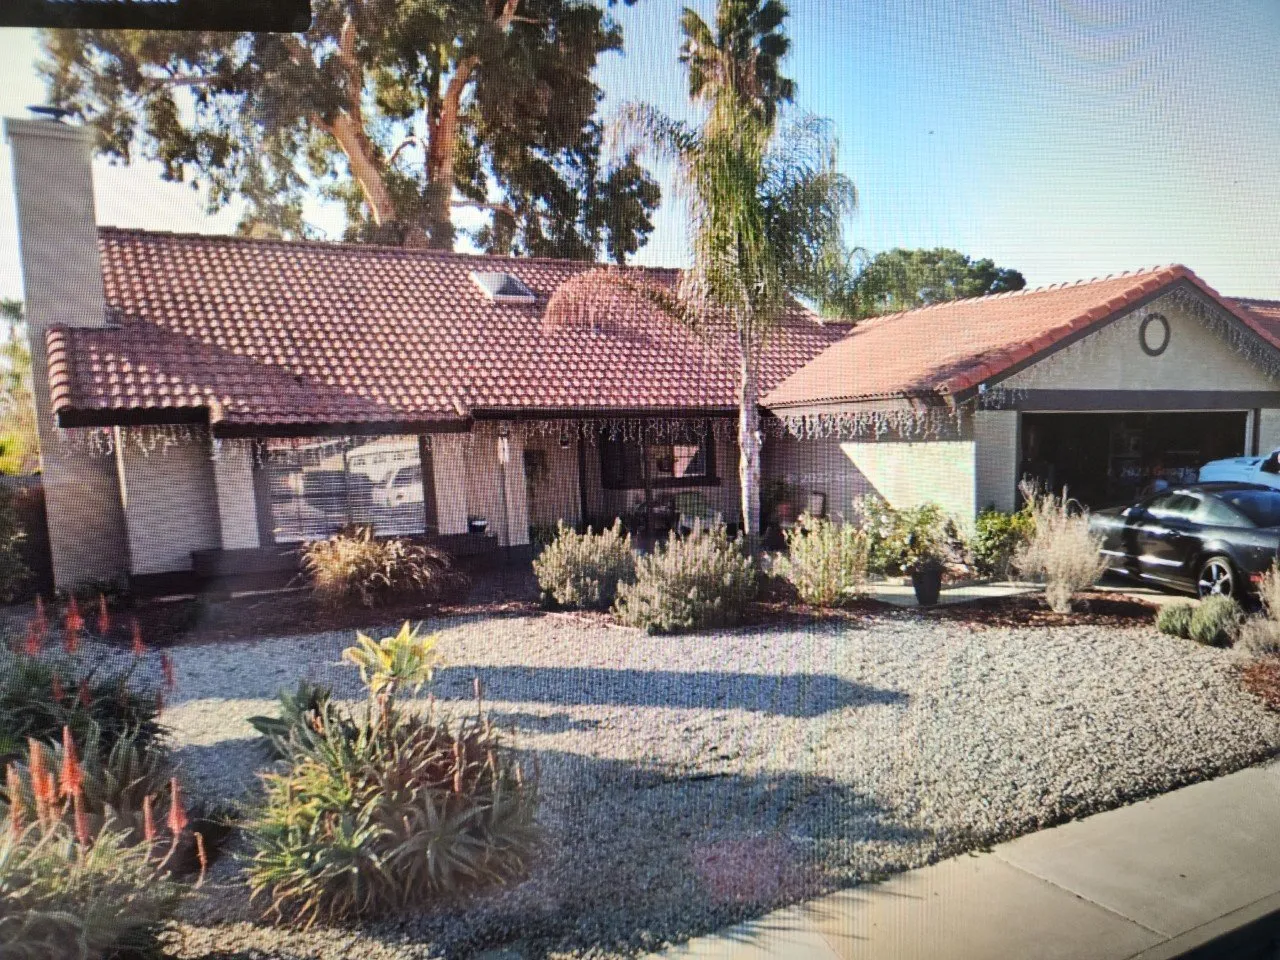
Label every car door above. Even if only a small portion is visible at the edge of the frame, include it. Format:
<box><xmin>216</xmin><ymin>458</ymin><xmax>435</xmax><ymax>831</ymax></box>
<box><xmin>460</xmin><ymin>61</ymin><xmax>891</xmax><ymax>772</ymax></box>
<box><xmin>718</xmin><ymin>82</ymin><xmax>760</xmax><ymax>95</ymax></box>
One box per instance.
<box><xmin>1133</xmin><ymin>493</ymin><xmax>1201</xmax><ymax>583</ymax></box>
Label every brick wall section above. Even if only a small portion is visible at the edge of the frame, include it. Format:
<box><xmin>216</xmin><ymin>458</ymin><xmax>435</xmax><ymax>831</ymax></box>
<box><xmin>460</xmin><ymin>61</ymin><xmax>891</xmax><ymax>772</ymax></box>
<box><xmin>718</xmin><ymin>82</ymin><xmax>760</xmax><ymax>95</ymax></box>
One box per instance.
<box><xmin>114</xmin><ymin>429</ymin><xmax>221</xmax><ymax>575</ymax></box>
<box><xmin>763</xmin><ymin>417</ymin><xmax>977</xmax><ymax>528</ymax></box>
<box><xmin>4</xmin><ymin>118</ymin><xmax>128</xmax><ymax>588</ymax></box>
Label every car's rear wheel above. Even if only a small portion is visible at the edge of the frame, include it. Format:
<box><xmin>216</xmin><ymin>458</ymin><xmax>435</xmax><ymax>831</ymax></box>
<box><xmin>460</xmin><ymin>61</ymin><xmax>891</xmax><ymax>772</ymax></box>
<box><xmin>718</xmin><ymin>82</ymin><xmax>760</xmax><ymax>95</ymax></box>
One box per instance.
<box><xmin>1197</xmin><ymin>555</ymin><xmax>1237</xmax><ymax>599</ymax></box>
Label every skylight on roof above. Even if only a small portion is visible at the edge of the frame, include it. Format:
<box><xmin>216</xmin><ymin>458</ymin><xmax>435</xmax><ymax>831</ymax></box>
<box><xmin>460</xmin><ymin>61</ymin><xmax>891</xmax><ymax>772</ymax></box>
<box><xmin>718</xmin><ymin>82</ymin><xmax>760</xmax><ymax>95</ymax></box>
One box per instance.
<box><xmin>470</xmin><ymin>270</ymin><xmax>537</xmax><ymax>305</ymax></box>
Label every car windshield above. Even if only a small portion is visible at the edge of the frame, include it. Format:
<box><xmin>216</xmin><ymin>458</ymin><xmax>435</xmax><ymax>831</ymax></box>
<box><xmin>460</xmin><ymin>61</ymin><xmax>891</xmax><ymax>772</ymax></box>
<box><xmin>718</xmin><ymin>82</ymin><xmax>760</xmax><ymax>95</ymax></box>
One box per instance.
<box><xmin>1218</xmin><ymin>490</ymin><xmax>1280</xmax><ymax>528</ymax></box>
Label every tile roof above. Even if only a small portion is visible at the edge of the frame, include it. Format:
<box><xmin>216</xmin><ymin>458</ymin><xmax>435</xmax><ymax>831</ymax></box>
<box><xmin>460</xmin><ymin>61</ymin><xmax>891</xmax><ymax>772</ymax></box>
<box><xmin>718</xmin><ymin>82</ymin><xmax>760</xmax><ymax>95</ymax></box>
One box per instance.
<box><xmin>1233</xmin><ymin>298</ymin><xmax>1280</xmax><ymax>348</ymax></box>
<box><xmin>50</xmin><ymin>228</ymin><xmax>845</xmax><ymax>433</ymax></box>
<box><xmin>764</xmin><ymin>264</ymin><xmax>1280</xmax><ymax>409</ymax></box>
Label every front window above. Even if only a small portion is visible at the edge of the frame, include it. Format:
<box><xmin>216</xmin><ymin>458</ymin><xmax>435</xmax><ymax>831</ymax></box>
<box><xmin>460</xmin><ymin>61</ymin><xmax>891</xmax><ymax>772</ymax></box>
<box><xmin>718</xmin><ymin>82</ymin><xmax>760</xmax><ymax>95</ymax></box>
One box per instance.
<box><xmin>599</xmin><ymin>427</ymin><xmax>717</xmax><ymax>490</ymax></box>
<box><xmin>261</xmin><ymin>436</ymin><xmax>427</xmax><ymax>543</ymax></box>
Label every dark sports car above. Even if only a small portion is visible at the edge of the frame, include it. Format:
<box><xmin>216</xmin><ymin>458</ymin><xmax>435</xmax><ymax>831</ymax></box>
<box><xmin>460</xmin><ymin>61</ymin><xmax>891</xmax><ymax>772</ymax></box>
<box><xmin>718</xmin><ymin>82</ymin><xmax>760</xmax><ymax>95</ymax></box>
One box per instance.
<box><xmin>1089</xmin><ymin>483</ymin><xmax>1280</xmax><ymax>599</ymax></box>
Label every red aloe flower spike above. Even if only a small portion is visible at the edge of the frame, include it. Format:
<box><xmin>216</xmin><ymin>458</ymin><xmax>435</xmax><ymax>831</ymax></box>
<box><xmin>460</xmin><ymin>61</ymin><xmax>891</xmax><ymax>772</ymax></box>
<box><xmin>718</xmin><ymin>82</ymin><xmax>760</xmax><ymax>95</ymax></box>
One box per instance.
<box><xmin>33</xmin><ymin>596</ymin><xmax>46</xmax><ymax>638</ymax></box>
<box><xmin>6</xmin><ymin>763</ymin><xmax>25</xmax><ymax>834</ymax></box>
<box><xmin>77</xmin><ymin>680</ymin><xmax>91</xmax><ymax>709</ymax></box>
<box><xmin>161</xmin><ymin>652</ymin><xmax>175</xmax><ymax>691</ymax></box>
<box><xmin>64</xmin><ymin>597</ymin><xmax>84</xmax><ymax>653</ymax></box>
<box><xmin>155</xmin><ymin>689</ymin><xmax>164</xmax><ymax>717</ymax></box>
<box><xmin>50</xmin><ymin>674</ymin><xmax>63</xmax><ymax>704</ymax></box>
<box><xmin>72</xmin><ymin>791</ymin><xmax>91</xmax><ymax>845</ymax></box>
<box><xmin>59</xmin><ymin>727</ymin><xmax>83</xmax><ymax>799</ymax></box>
<box><xmin>130</xmin><ymin>618</ymin><xmax>146</xmax><ymax>657</ymax></box>
<box><xmin>96</xmin><ymin>595</ymin><xmax>110</xmax><ymax>636</ymax></box>
<box><xmin>142</xmin><ymin>794</ymin><xmax>156</xmax><ymax>843</ymax></box>
<box><xmin>166</xmin><ymin>778</ymin><xmax>188</xmax><ymax>835</ymax></box>
<box><xmin>27</xmin><ymin>741</ymin><xmax>53</xmax><ymax>825</ymax></box>
<box><xmin>22</xmin><ymin>622</ymin><xmax>39</xmax><ymax>657</ymax></box>
<box><xmin>195</xmin><ymin>830</ymin><xmax>208</xmax><ymax>883</ymax></box>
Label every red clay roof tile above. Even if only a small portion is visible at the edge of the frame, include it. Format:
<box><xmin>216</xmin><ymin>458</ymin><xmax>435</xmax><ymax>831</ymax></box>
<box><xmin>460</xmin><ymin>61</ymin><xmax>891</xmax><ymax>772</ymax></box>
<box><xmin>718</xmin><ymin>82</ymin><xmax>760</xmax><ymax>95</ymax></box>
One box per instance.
<box><xmin>49</xmin><ymin>229</ymin><xmax>844</xmax><ymax>431</ymax></box>
<box><xmin>765</xmin><ymin>264</ymin><xmax>1280</xmax><ymax>408</ymax></box>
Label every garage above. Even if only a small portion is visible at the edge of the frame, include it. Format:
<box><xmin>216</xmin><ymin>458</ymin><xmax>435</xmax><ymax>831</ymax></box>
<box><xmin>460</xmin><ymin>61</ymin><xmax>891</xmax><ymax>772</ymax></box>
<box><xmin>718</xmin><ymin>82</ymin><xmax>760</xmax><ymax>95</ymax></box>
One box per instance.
<box><xmin>1019</xmin><ymin>411</ymin><xmax>1249</xmax><ymax>509</ymax></box>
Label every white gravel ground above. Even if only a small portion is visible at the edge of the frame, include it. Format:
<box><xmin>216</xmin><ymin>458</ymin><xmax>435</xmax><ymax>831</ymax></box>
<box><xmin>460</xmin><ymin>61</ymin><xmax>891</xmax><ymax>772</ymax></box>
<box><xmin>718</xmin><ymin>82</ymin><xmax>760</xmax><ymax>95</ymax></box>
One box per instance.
<box><xmin>159</xmin><ymin>610</ymin><xmax>1280</xmax><ymax>959</ymax></box>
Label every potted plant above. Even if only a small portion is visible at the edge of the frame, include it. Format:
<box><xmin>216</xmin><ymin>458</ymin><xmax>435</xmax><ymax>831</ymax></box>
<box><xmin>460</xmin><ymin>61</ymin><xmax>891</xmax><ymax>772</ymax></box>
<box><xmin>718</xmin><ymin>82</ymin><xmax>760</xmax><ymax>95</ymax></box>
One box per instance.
<box><xmin>894</xmin><ymin>505</ymin><xmax>949</xmax><ymax>606</ymax></box>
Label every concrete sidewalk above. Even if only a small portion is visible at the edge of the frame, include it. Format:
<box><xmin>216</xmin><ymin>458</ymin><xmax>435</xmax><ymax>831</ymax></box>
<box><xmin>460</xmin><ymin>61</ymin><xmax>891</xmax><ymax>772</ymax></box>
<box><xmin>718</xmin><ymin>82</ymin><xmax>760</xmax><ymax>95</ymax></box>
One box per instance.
<box><xmin>654</xmin><ymin>761</ymin><xmax>1280</xmax><ymax>960</ymax></box>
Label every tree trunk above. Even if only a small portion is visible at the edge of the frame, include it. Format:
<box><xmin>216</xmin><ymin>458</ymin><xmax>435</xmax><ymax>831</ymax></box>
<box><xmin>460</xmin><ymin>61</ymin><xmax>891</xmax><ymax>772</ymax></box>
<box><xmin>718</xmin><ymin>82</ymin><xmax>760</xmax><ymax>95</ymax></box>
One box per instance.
<box><xmin>423</xmin><ymin>55</ymin><xmax>479</xmax><ymax>250</ymax></box>
<box><xmin>738</xmin><ymin>333</ymin><xmax>762</xmax><ymax>540</ymax></box>
<box><xmin>328</xmin><ymin>113</ymin><xmax>399</xmax><ymax>230</ymax></box>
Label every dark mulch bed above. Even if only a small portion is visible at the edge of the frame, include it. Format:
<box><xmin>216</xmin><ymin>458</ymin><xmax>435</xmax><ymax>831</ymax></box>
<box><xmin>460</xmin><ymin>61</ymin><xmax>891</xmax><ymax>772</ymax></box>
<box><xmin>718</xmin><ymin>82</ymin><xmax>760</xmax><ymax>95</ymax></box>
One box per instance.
<box><xmin>1241</xmin><ymin>657</ymin><xmax>1280</xmax><ymax>711</ymax></box>
<box><xmin>19</xmin><ymin>570</ymin><xmax>1160</xmax><ymax>650</ymax></box>
<box><xmin>922</xmin><ymin>589</ymin><xmax>1160</xmax><ymax>628</ymax></box>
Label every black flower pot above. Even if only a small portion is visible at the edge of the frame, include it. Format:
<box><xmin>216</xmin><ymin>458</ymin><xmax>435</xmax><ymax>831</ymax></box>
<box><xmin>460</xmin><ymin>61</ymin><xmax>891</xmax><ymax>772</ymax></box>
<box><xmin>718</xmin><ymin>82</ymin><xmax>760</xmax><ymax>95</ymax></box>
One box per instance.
<box><xmin>910</xmin><ymin>564</ymin><xmax>943</xmax><ymax>606</ymax></box>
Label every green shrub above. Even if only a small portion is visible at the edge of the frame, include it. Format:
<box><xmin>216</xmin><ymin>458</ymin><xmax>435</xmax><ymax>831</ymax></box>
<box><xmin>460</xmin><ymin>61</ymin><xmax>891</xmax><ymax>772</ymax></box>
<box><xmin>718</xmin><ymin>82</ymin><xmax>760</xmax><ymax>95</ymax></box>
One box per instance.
<box><xmin>852</xmin><ymin>497</ymin><xmax>963</xmax><ymax>576</ymax></box>
<box><xmin>301</xmin><ymin>525</ymin><xmax>468</xmax><ymax>609</ymax></box>
<box><xmin>972</xmin><ymin>506</ymin><xmax>1035</xmax><ymax>579</ymax></box>
<box><xmin>1188</xmin><ymin>596</ymin><xmax>1244</xmax><ymax>648</ymax></box>
<box><xmin>1012</xmin><ymin>484</ymin><xmax>1106</xmax><ymax>613</ymax></box>
<box><xmin>777</xmin><ymin>514</ymin><xmax>869</xmax><ymax>607</ymax></box>
<box><xmin>246</xmin><ymin>623</ymin><xmax>537</xmax><ymax>927</ymax></box>
<box><xmin>533</xmin><ymin>520</ymin><xmax>636</xmax><ymax>611</ymax></box>
<box><xmin>1155</xmin><ymin>602</ymin><xmax>1196</xmax><ymax>639</ymax></box>
<box><xmin>0</xmin><ymin>644</ymin><xmax>162</xmax><ymax>759</ymax></box>
<box><xmin>614</xmin><ymin>520</ymin><xmax>757</xmax><ymax>634</ymax></box>
<box><xmin>852</xmin><ymin>496</ymin><xmax>900</xmax><ymax>575</ymax></box>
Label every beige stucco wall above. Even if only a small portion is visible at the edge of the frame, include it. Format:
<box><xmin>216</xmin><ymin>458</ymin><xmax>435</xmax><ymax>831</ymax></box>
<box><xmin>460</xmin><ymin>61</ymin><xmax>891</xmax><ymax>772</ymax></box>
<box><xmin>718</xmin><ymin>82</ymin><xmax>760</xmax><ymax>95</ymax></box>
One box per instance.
<box><xmin>212</xmin><ymin>440</ymin><xmax>260</xmax><ymax>550</ymax></box>
<box><xmin>1259</xmin><ymin>410</ymin><xmax>1280</xmax><ymax>455</ymax></box>
<box><xmin>430</xmin><ymin>435</ymin><xmax>470</xmax><ymax>535</ymax></box>
<box><xmin>464</xmin><ymin>431</ymin><xmax>530</xmax><ymax>547</ymax></box>
<box><xmin>6</xmin><ymin>118</ymin><xmax>129</xmax><ymax>588</ymax></box>
<box><xmin>763</xmin><ymin>417</ymin><xmax>977</xmax><ymax>527</ymax></box>
<box><xmin>973</xmin><ymin>410</ymin><xmax>1020</xmax><ymax>513</ymax></box>
<box><xmin>1002</xmin><ymin>292</ymin><xmax>1279</xmax><ymax>394</ymax></box>
<box><xmin>524</xmin><ymin>435</ymin><xmax>582</xmax><ymax>530</ymax></box>
<box><xmin>114</xmin><ymin>430</ymin><xmax>221</xmax><ymax>576</ymax></box>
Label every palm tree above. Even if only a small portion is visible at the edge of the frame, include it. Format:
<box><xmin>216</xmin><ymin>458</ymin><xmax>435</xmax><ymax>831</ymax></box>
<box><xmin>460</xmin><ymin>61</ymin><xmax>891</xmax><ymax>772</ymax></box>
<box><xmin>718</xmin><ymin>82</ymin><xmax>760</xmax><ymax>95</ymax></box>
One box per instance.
<box><xmin>616</xmin><ymin>0</ymin><xmax>857</xmax><ymax>537</ymax></box>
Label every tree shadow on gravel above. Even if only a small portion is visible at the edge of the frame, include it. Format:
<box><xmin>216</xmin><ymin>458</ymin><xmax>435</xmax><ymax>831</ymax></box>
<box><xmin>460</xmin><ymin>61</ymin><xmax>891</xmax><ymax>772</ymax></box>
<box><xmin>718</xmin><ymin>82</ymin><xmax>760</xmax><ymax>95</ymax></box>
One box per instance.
<box><xmin>432</xmin><ymin>665</ymin><xmax>907</xmax><ymax>718</ymax></box>
<box><xmin>166</xmin><ymin>747</ymin><xmax>931</xmax><ymax>960</ymax></box>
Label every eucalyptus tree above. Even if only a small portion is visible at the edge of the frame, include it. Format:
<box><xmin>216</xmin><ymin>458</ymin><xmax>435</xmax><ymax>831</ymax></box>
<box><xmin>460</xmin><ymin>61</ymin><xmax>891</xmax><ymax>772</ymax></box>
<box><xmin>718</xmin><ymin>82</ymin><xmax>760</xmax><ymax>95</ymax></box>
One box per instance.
<box><xmin>616</xmin><ymin>0</ymin><xmax>857</xmax><ymax>535</ymax></box>
<box><xmin>40</xmin><ymin>0</ymin><xmax>660</xmax><ymax>260</ymax></box>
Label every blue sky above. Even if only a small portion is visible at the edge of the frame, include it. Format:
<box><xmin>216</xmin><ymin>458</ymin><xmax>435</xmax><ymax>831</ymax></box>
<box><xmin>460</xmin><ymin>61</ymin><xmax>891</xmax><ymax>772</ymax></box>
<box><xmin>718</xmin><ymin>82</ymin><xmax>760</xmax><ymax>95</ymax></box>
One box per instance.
<box><xmin>1</xmin><ymin>0</ymin><xmax>1279</xmax><ymax>302</ymax></box>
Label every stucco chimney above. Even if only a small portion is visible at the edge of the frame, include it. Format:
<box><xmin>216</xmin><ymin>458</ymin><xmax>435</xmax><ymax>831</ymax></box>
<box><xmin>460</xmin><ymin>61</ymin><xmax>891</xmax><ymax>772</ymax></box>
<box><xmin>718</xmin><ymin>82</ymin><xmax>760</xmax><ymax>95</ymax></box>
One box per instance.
<box><xmin>4</xmin><ymin>115</ymin><xmax>127</xmax><ymax>588</ymax></box>
<box><xmin>4</xmin><ymin>117</ymin><xmax>110</xmax><ymax>331</ymax></box>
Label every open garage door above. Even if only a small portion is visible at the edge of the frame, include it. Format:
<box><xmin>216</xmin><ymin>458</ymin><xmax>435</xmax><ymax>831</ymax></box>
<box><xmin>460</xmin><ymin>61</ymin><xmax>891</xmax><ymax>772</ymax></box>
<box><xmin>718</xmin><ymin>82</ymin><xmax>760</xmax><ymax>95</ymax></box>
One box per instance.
<box><xmin>1019</xmin><ymin>411</ymin><xmax>1248</xmax><ymax>509</ymax></box>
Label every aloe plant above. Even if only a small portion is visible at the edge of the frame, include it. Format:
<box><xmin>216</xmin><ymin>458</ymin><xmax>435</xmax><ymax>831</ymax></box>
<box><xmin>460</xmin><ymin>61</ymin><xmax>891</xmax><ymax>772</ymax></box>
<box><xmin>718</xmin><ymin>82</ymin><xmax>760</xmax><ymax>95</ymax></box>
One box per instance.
<box><xmin>246</xmin><ymin>622</ymin><xmax>538</xmax><ymax>927</ymax></box>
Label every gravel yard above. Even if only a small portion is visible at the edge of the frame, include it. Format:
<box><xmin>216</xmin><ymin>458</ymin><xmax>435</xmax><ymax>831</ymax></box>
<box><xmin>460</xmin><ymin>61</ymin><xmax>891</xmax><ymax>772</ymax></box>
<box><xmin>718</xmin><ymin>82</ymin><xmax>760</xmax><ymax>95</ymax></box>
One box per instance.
<box><xmin>161</xmin><ymin>609</ymin><xmax>1280</xmax><ymax>959</ymax></box>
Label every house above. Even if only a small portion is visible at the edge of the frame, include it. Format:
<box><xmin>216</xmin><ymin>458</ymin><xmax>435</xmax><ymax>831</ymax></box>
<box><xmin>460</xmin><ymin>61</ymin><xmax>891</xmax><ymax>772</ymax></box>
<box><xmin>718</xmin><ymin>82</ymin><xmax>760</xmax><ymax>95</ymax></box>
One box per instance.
<box><xmin>5</xmin><ymin>115</ymin><xmax>843</xmax><ymax>591</ymax></box>
<box><xmin>765</xmin><ymin>267</ymin><xmax>1280</xmax><ymax>525</ymax></box>
<box><xmin>10</xmin><ymin>112</ymin><xmax>1280</xmax><ymax>592</ymax></box>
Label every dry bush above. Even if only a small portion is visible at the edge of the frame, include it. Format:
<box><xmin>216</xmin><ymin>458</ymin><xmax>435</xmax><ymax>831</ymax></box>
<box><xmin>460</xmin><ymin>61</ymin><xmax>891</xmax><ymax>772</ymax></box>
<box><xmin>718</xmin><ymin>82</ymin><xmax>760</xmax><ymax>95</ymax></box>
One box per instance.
<box><xmin>301</xmin><ymin>525</ymin><xmax>467</xmax><ymax>609</ymax></box>
<box><xmin>1238</xmin><ymin>564</ymin><xmax>1280</xmax><ymax>656</ymax></box>
<box><xmin>777</xmin><ymin>514</ymin><xmax>869</xmax><ymax>607</ymax></box>
<box><xmin>1012</xmin><ymin>482</ymin><xmax>1107</xmax><ymax>613</ymax></box>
